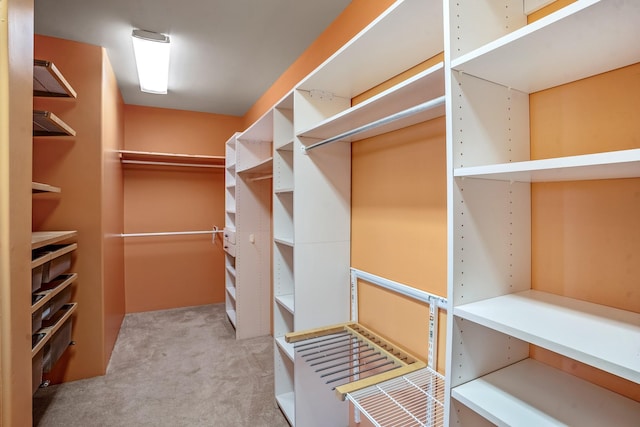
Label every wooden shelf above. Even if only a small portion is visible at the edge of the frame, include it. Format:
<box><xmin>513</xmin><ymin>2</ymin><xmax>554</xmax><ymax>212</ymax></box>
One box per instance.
<box><xmin>452</xmin><ymin>358</ymin><xmax>640</xmax><ymax>426</ymax></box>
<box><xmin>454</xmin><ymin>149</ymin><xmax>640</xmax><ymax>182</ymax></box>
<box><xmin>275</xmin><ymin>336</ymin><xmax>295</xmax><ymax>362</ymax></box>
<box><xmin>31</xmin><ymin>273</ymin><xmax>77</xmax><ymax>314</ymax></box>
<box><xmin>31</xmin><ymin>242</ymin><xmax>77</xmax><ymax>269</ymax></box>
<box><xmin>119</xmin><ymin>150</ymin><xmax>225</xmax><ymax>168</ymax></box>
<box><xmin>454</xmin><ymin>290</ymin><xmax>640</xmax><ymax>383</ymax></box>
<box><xmin>33</xmin><ymin>110</ymin><xmax>76</xmax><ymax>137</ymax></box>
<box><xmin>32</xmin><ymin>182</ymin><xmax>61</xmax><ymax>193</ymax></box>
<box><xmin>237</xmin><ymin>156</ymin><xmax>273</xmax><ymax>175</ymax></box>
<box><xmin>33</xmin><ymin>59</ymin><xmax>77</xmax><ymax>98</ymax></box>
<box><xmin>32</xmin><ymin>302</ymin><xmax>77</xmax><ymax>358</ymax></box>
<box><xmin>275</xmin><ymin>294</ymin><xmax>295</xmax><ymax>315</ymax></box>
<box><xmin>31</xmin><ymin>231</ymin><xmax>77</xmax><ymax>250</ymax></box>
<box><xmin>451</xmin><ymin>1</ymin><xmax>640</xmax><ymax>93</ymax></box>
<box><xmin>298</xmin><ymin>63</ymin><xmax>445</xmax><ymax>143</ymax></box>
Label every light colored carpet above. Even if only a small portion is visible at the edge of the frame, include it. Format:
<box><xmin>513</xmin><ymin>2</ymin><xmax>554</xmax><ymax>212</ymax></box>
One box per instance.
<box><xmin>33</xmin><ymin>304</ymin><xmax>289</xmax><ymax>427</ymax></box>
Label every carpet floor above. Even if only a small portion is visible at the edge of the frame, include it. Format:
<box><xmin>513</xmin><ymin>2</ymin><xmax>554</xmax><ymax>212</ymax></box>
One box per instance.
<box><xmin>33</xmin><ymin>304</ymin><xmax>289</xmax><ymax>427</ymax></box>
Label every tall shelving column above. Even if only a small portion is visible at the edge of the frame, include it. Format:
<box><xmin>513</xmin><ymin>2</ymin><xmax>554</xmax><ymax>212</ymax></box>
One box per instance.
<box><xmin>444</xmin><ymin>1</ymin><xmax>640</xmax><ymax>425</ymax></box>
<box><xmin>272</xmin><ymin>93</ymin><xmax>296</xmax><ymax>425</ymax></box>
<box><xmin>31</xmin><ymin>59</ymin><xmax>79</xmax><ymax>394</ymax></box>
<box><xmin>223</xmin><ymin>133</ymin><xmax>239</xmax><ymax>328</ymax></box>
<box><xmin>232</xmin><ymin>115</ymin><xmax>273</xmax><ymax>340</ymax></box>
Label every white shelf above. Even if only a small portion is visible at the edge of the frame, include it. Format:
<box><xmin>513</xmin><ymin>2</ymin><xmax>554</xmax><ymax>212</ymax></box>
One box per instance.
<box><xmin>226</xmin><ymin>286</ymin><xmax>236</xmax><ymax>301</ymax></box>
<box><xmin>237</xmin><ymin>156</ymin><xmax>273</xmax><ymax>175</ymax></box>
<box><xmin>225</xmin><ymin>209</ymin><xmax>236</xmax><ymax>215</ymax></box>
<box><xmin>452</xmin><ymin>358</ymin><xmax>640</xmax><ymax>426</ymax></box>
<box><xmin>275</xmin><ymin>139</ymin><xmax>294</xmax><ymax>151</ymax></box>
<box><xmin>298</xmin><ymin>63</ymin><xmax>445</xmax><ymax>142</ymax></box>
<box><xmin>275</xmin><ymin>336</ymin><xmax>295</xmax><ymax>362</ymax></box>
<box><xmin>451</xmin><ymin>0</ymin><xmax>640</xmax><ymax>93</ymax></box>
<box><xmin>276</xmin><ymin>392</ymin><xmax>295</xmax><ymax>426</ymax></box>
<box><xmin>274</xmin><ymin>187</ymin><xmax>294</xmax><ymax>194</ymax></box>
<box><xmin>274</xmin><ymin>237</ymin><xmax>294</xmax><ymax>247</ymax></box>
<box><xmin>275</xmin><ymin>294</ymin><xmax>295</xmax><ymax>315</ymax></box>
<box><xmin>454</xmin><ymin>149</ymin><xmax>640</xmax><ymax>182</ymax></box>
<box><xmin>297</xmin><ymin>0</ymin><xmax>443</xmax><ymax>98</ymax></box>
<box><xmin>226</xmin><ymin>309</ymin><xmax>237</xmax><ymax>327</ymax></box>
<box><xmin>226</xmin><ymin>264</ymin><xmax>236</xmax><ymax>278</ymax></box>
<box><xmin>454</xmin><ymin>290</ymin><xmax>640</xmax><ymax>383</ymax></box>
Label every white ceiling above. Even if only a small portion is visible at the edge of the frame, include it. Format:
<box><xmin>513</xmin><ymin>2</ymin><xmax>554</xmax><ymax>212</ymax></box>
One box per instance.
<box><xmin>34</xmin><ymin>0</ymin><xmax>351</xmax><ymax>117</ymax></box>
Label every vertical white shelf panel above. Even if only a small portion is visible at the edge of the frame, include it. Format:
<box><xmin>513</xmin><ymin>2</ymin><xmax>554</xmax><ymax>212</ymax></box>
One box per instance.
<box><xmin>444</xmin><ymin>0</ymin><xmax>640</xmax><ymax>425</ymax></box>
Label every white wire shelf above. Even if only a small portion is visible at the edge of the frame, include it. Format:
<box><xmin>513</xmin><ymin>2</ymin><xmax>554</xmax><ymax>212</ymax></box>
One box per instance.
<box><xmin>346</xmin><ymin>367</ymin><xmax>445</xmax><ymax>427</ymax></box>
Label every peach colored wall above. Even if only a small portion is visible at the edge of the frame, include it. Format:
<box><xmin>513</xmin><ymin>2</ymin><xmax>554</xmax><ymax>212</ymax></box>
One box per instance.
<box><xmin>351</xmin><ymin>118</ymin><xmax>448</xmax><ymax>371</ymax></box>
<box><xmin>243</xmin><ymin>0</ymin><xmax>395</xmax><ymax>127</ymax></box>
<box><xmin>123</xmin><ymin>105</ymin><xmax>241</xmax><ymax>313</ymax></box>
<box><xmin>530</xmin><ymin>63</ymin><xmax>640</xmax><ymax>401</ymax></box>
<box><xmin>101</xmin><ymin>51</ymin><xmax>126</xmax><ymax>367</ymax></box>
<box><xmin>33</xmin><ymin>35</ymin><xmax>125</xmax><ymax>383</ymax></box>
<box><xmin>1</xmin><ymin>0</ymin><xmax>35</xmax><ymax>424</ymax></box>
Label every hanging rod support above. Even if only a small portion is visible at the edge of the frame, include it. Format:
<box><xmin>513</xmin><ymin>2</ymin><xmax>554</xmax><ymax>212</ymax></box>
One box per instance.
<box><xmin>302</xmin><ymin>95</ymin><xmax>446</xmax><ymax>154</ymax></box>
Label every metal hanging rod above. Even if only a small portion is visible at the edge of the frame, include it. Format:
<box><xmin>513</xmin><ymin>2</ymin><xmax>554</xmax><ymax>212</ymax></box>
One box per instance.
<box><xmin>120</xmin><ymin>227</ymin><xmax>223</xmax><ymax>238</ymax></box>
<box><xmin>121</xmin><ymin>160</ymin><xmax>225</xmax><ymax>168</ymax></box>
<box><xmin>302</xmin><ymin>95</ymin><xmax>446</xmax><ymax>153</ymax></box>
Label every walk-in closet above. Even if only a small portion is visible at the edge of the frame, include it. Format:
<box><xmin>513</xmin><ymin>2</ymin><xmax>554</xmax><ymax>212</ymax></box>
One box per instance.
<box><xmin>1</xmin><ymin>0</ymin><xmax>638</xmax><ymax>426</ymax></box>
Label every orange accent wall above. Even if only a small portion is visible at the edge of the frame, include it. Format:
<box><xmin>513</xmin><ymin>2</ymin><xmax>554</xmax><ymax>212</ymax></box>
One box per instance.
<box><xmin>123</xmin><ymin>105</ymin><xmax>241</xmax><ymax>313</ymax></box>
<box><xmin>33</xmin><ymin>35</ymin><xmax>126</xmax><ymax>383</ymax></box>
<box><xmin>101</xmin><ymin>51</ymin><xmax>126</xmax><ymax>367</ymax></box>
<box><xmin>530</xmin><ymin>63</ymin><xmax>640</xmax><ymax>400</ymax></box>
<box><xmin>351</xmin><ymin>117</ymin><xmax>448</xmax><ymax>372</ymax></box>
<box><xmin>243</xmin><ymin>0</ymin><xmax>396</xmax><ymax>127</ymax></box>
<box><xmin>1</xmin><ymin>0</ymin><xmax>35</xmax><ymax>423</ymax></box>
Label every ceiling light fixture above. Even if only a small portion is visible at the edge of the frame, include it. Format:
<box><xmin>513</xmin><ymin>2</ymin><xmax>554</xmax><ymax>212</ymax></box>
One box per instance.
<box><xmin>131</xmin><ymin>29</ymin><xmax>171</xmax><ymax>94</ymax></box>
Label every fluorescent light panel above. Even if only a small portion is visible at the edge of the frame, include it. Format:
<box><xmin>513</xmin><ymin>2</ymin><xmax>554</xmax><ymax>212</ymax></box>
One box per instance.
<box><xmin>132</xmin><ymin>29</ymin><xmax>170</xmax><ymax>94</ymax></box>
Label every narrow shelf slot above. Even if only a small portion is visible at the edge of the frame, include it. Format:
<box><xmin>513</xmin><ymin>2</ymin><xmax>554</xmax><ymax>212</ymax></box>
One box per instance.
<box><xmin>33</xmin><ymin>111</ymin><xmax>76</xmax><ymax>137</ymax></box>
<box><xmin>33</xmin><ymin>59</ymin><xmax>77</xmax><ymax>98</ymax></box>
<box><xmin>226</xmin><ymin>264</ymin><xmax>236</xmax><ymax>278</ymax></box>
<box><xmin>275</xmin><ymin>294</ymin><xmax>295</xmax><ymax>314</ymax></box>
<box><xmin>276</xmin><ymin>392</ymin><xmax>295</xmax><ymax>426</ymax></box>
<box><xmin>454</xmin><ymin>149</ymin><xmax>640</xmax><ymax>182</ymax></box>
<box><xmin>454</xmin><ymin>290</ymin><xmax>640</xmax><ymax>383</ymax></box>
<box><xmin>32</xmin><ymin>182</ymin><xmax>61</xmax><ymax>193</ymax></box>
<box><xmin>226</xmin><ymin>286</ymin><xmax>236</xmax><ymax>301</ymax></box>
<box><xmin>32</xmin><ymin>231</ymin><xmax>77</xmax><ymax>250</ymax></box>
<box><xmin>226</xmin><ymin>309</ymin><xmax>237</xmax><ymax>327</ymax></box>
<box><xmin>452</xmin><ymin>359</ymin><xmax>640</xmax><ymax>426</ymax></box>
<box><xmin>275</xmin><ymin>336</ymin><xmax>295</xmax><ymax>361</ymax></box>
<box><xmin>275</xmin><ymin>139</ymin><xmax>294</xmax><ymax>151</ymax></box>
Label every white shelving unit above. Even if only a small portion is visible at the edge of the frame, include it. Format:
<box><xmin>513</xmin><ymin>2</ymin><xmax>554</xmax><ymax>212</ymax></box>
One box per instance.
<box><xmin>445</xmin><ymin>0</ymin><xmax>640</xmax><ymax>424</ymax></box>
<box><xmin>266</xmin><ymin>1</ymin><xmax>446</xmax><ymax>425</ymax></box>
<box><xmin>224</xmin><ymin>134</ymin><xmax>238</xmax><ymax>327</ymax></box>
<box><xmin>224</xmin><ymin>115</ymin><xmax>273</xmax><ymax>340</ymax></box>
